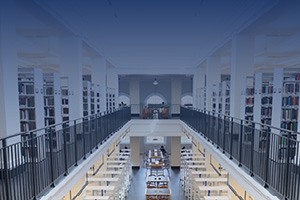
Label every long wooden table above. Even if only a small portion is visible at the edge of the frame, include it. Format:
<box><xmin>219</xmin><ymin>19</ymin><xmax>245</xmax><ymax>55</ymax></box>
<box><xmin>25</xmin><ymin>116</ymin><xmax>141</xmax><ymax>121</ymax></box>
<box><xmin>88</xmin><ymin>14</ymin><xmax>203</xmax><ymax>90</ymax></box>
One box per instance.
<box><xmin>146</xmin><ymin>176</ymin><xmax>169</xmax><ymax>188</ymax></box>
<box><xmin>145</xmin><ymin>188</ymin><xmax>171</xmax><ymax>200</ymax></box>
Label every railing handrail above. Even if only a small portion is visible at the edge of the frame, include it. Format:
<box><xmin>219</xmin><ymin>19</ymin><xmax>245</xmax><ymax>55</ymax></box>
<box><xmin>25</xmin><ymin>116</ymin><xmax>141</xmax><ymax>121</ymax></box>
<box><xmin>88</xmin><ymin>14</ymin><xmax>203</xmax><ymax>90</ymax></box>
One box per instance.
<box><xmin>0</xmin><ymin>106</ymin><xmax>130</xmax><ymax>141</ymax></box>
<box><xmin>188</xmin><ymin>107</ymin><xmax>299</xmax><ymax>135</ymax></box>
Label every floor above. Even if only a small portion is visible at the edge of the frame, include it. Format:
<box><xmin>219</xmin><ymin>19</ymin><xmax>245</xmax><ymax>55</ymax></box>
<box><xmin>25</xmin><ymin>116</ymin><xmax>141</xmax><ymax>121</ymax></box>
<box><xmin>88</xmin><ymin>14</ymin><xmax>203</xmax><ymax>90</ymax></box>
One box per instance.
<box><xmin>126</xmin><ymin>167</ymin><xmax>187</xmax><ymax>200</ymax></box>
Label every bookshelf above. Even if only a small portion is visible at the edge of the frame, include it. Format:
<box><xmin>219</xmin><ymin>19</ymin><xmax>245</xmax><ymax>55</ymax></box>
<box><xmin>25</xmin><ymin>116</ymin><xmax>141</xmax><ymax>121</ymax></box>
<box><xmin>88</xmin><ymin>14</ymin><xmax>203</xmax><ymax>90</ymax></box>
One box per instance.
<box><xmin>83</xmin><ymin>80</ymin><xmax>91</xmax><ymax>116</ymax></box>
<box><xmin>241</xmin><ymin>76</ymin><xmax>254</xmax><ymax>125</ymax></box>
<box><xmin>111</xmin><ymin>88</ymin><xmax>116</xmax><ymax>111</ymax></box>
<box><xmin>96</xmin><ymin>84</ymin><xmax>101</xmax><ymax>113</ymax></box>
<box><xmin>200</xmin><ymin>87</ymin><xmax>206</xmax><ymax>111</ymax></box>
<box><xmin>211</xmin><ymin>84</ymin><xmax>217</xmax><ymax>113</ymax></box>
<box><xmin>18</xmin><ymin>68</ymin><xmax>44</xmax><ymax>132</ymax></box>
<box><xmin>254</xmin><ymin>72</ymin><xmax>274</xmax><ymax>132</ymax></box>
<box><xmin>281</xmin><ymin>72</ymin><xmax>300</xmax><ymax>132</ymax></box>
<box><xmin>221</xmin><ymin>80</ymin><xmax>230</xmax><ymax>115</ymax></box>
<box><xmin>90</xmin><ymin>83</ymin><xmax>95</xmax><ymax>115</ymax></box>
<box><xmin>43</xmin><ymin>73</ymin><xmax>62</xmax><ymax>127</ymax></box>
<box><xmin>218</xmin><ymin>83</ymin><xmax>222</xmax><ymax>114</ymax></box>
<box><xmin>60</xmin><ymin>77</ymin><xmax>74</xmax><ymax>122</ymax></box>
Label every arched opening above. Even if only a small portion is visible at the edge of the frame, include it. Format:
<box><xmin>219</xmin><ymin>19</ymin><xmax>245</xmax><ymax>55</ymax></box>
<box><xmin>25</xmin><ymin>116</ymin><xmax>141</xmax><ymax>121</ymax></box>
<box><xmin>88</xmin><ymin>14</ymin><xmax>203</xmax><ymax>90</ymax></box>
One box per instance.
<box><xmin>181</xmin><ymin>94</ymin><xmax>193</xmax><ymax>107</ymax></box>
<box><xmin>119</xmin><ymin>93</ymin><xmax>130</xmax><ymax>107</ymax></box>
<box><xmin>144</xmin><ymin>93</ymin><xmax>167</xmax><ymax>107</ymax></box>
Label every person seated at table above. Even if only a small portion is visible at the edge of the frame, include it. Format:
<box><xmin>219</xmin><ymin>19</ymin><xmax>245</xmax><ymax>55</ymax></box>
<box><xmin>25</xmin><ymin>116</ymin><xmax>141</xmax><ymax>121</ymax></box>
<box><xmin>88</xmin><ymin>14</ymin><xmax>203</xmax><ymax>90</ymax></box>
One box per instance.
<box><xmin>160</xmin><ymin>146</ymin><xmax>167</xmax><ymax>155</ymax></box>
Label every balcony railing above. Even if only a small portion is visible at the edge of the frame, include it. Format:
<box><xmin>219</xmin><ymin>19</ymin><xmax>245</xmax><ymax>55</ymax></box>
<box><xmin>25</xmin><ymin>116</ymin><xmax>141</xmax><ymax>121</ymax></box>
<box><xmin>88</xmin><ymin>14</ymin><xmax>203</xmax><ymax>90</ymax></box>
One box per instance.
<box><xmin>180</xmin><ymin>106</ymin><xmax>300</xmax><ymax>200</ymax></box>
<box><xmin>130</xmin><ymin>104</ymin><xmax>181</xmax><ymax>118</ymax></box>
<box><xmin>0</xmin><ymin>107</ymin><xmax>131</xmax><ymax>200</ymax></box>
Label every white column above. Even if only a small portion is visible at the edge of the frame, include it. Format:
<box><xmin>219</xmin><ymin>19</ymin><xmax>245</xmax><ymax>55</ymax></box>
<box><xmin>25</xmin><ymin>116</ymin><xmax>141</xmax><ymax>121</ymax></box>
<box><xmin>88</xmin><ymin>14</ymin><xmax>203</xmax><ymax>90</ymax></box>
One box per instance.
<box><xmin>193</xmin><ymin>67</ymin><xmax>205</xmax><ymax>109</ymax></box>
<box><xmin>129</xmin><ymin>77</ymin><xmax>140</xmax><ymax>115</ymax></box>
<box><xmin>59</xmin><ymin>36</ymin><xmax>83</xmax><ymax>120</ymax></box>
<box><xmin>230</xmin><ymin>36</ymin><xmax>254</xmax><ymax>118</ymax></box>
<box><xmin>271</xmin><ymin>68</ymin><xmax>283</xmax><ymax>131</ymax></box>
<box><xmin>130</xmin><ymin>136</ymin><xmax>140</xmax><ymax>167</ymax></box>
<box><xmin>0</xmin><ymin>0</ymin><xmax>20</xmax><ymax>140</ymax></box>
<box><xmin>206</xmin><ymin>56</ymin><xmax>221</xmax><ymax>112</ymax></box>
<box><xmin>91</xmin><ymin>56</ymin><xmax>107</xmax><ymax>112</ymax></box>
<box><xmin>171</xmin><ymin>77</ymin><xmax>182</xmax><ymax>115</ymax></box>
<box><xmin>254</xmin><ymin>72</ymin><xmax>263</xmax><ymax>124</ymax></box>
<box><xmin>107</xmin><ymin>67</ymin><xmax>119</xmax><ymax>109</ymax></box>
<box><xmin>171</xmin><ymin>136</ymin><xmax>181</xmax><ymax>167</ymax></box>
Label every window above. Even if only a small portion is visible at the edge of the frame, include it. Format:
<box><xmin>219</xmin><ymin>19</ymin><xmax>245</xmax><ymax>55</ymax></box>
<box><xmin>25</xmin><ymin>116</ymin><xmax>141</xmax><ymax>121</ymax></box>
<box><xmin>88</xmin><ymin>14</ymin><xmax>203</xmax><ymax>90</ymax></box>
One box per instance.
<box><xmin>146</xmin><ymin>136</ymin><xmax>165</xmax><ymax>144</ymax></box>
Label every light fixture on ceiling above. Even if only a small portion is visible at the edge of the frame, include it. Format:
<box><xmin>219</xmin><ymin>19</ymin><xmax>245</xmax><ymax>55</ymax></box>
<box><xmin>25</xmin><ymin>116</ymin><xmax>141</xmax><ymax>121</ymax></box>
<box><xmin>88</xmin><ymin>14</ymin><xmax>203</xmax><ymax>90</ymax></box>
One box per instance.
<box><xmin>153</xmin><ymin>78</ymin><xmax>159</xmax><ymax>85</ymax></box>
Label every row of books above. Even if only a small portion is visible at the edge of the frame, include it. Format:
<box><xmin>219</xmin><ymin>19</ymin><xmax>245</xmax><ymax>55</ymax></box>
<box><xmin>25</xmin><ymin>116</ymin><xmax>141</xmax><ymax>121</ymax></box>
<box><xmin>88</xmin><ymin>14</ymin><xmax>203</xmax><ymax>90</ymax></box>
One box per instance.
<box><xmin>261</xmin><ymin>97</ymin><xmax>272</xmax><ymax>105</ymax></box>
<box><xmin>245</xmin><ymin>116</ymin><xmax>253</xmax><ymax>121</ymax></box>
<box><xmin>19</xmin><ymin>97</ymin><xmax>35</xmax><ymax>107</ymax></box>
<box><xmin>18</xmin><ymin>83</ymin><xmax>34</xmax><ymax>95</ymax></box>
<box><xmin>44</xmin><ymin>98</ymin><xmax>54</xmax><ymax>106</ymax></box>
<box><xmin>261</xmin><ymin>107</ymin><xmax>272</xmax><ymax>117</ymax></box>
<box><xmin>245</xmin><ymin>88</ymin><xmax>254</xmax><ymax>95</ymax></box>
<box><xmin>282</xmin><ymin>96</ymin><xmax>299</xmax><ymax>106</ymax></box>
<box><xmin>246</xmin><ymin>97</ymin><xmax>254</xmax><ymax>104</ymax></box>
<box><xmin>44</xmin><ymin>108</ymin><xmax>55</xmax><ymax>117</ymax></box>
<box><xmin>245</xmin><ymin>107</ymin><xmax>253</xmax><ymax>113</ymax></box>
<box><xmin>20</xmin><ymin>122</ymin><xmax>36</xmax><ymax>132</ymax></box>
<box><xmin>262</xmin><ymin>86</ymin><xmax>273</xmax><ymax>94</ymax></box>
<box><xmin>261</xmin><ymin>119</ymin><xmax>271</xmax><ymax>125</ymax></box>
<box><xmin>283</xmin><ymin>83</ymin><xmax>300</xmax><ymax>94</ymax></box>
<box><xmin>20</xmin><ymin>110</ymin><xmax>35</xmax><ymax>121</ymax></box>
<box><xmin>282</xmin><ymin>109</ymin><xmax>298</xmax><ymax>121</ymax></box>
<box><xmin>281</xmin><ymin>122</ymin><xmax>298</xmax><ymax>132</ymax></box>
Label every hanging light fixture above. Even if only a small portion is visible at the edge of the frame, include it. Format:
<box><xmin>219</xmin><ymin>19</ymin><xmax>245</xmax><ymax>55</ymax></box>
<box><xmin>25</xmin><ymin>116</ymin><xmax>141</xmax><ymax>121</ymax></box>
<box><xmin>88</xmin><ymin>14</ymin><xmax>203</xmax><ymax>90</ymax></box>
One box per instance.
<box><xmin>153</xmin><ymin>78</ymin><xmax>159</xmax><ymax>85</ymax></box>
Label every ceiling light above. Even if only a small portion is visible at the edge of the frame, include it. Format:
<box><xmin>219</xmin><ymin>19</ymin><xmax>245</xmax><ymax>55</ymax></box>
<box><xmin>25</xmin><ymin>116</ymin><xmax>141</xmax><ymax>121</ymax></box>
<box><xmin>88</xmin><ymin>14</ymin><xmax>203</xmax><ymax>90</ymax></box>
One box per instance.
<box><xmin>153</xmin><ymin>78</ymin><xmax>159</xmax><ymax>85</ymax></box>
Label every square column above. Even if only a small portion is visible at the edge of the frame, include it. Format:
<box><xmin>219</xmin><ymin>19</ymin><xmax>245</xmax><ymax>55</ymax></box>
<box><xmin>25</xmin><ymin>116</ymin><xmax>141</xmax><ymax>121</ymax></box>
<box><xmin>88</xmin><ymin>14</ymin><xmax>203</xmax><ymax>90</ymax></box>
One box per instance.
<box><xmin>59</xmin><ymin>36</ymin><xmax>83</xmax><ymax>120</ymax></box>
<box><xmin>130</xmin><ymin>136</ymin><xmax>140</xmax><ymax>167</ymax></box>
<box><xmin>129</xmin><ymin>77</ymin><xmax>140</xmax><ymax>115</ymax></box>
<box><xmin>92</xmin><ymin>56</ymin><xmax>107</xmax><ymax>112</ymax></box>
<box><xmin>230</xmin><ymin>36</ymin><xmax>254</xmax><ymax>118</ymax></box>
<box><xmin>171</xmin><ymin>136</ymin><xmax>181</xmax><ymax>167</ymax></box>
<box><xmin>206</xmin><ymin>57</ymin><xmax>221</xmax><ymax>112</ymax></box>
<box><xmin>193</xmin><ymin>67</ymin><xmax>205</xmax><ymax>109</ymax></box>
<box><xmin>171</xmin><ymin>77</ymin><xmax>182</xmax><ymax>115</ymax></box>
<box><xmin>107</xmin><ymin>67</ymin><xmax>119</xmax><ymax>109</ymax></box>
<box><xmin>0</xmin><ymin>0</ymin><xmax>20</xmax><ymax>139</ymax></box>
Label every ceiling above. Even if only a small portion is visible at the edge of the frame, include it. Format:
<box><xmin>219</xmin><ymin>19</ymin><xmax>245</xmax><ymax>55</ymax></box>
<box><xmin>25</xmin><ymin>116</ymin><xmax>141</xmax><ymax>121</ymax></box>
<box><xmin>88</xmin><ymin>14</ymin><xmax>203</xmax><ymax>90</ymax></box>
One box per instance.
<box><xmin>38</xmin><ymin>0</ymin><xmax>277</xmax><ymax>72</ymax></box>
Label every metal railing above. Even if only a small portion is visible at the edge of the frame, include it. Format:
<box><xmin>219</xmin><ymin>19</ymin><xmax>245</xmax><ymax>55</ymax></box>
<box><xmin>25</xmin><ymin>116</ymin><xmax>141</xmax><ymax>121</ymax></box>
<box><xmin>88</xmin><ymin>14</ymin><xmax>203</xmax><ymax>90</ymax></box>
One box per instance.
<box><xmin>130</xmin><ymin>104</ymin><xmax>181</xmax><ymax>118</ymax></box>
<box><xmin>180</xmin><ymin>107</ymin><xmax>300</xmax><ymax>200</ymax></box>
<box><xmin>0</xmin><ymin>107</ymin><xmax>131</xmax><ymax>200</ymax></box>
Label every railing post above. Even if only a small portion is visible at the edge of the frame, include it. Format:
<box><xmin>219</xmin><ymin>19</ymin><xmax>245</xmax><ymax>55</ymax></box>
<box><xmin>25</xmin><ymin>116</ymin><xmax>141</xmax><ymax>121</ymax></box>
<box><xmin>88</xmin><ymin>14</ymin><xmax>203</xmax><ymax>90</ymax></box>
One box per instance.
<box><xmin>229</xmin><ymin>117</ymin><xmax>233</xmax><ymax>160</ymax></box>
<box><xmin>48</xmin><ymin>128</ymin><xmax>55</xmax><ymax>187</ymax></box>
<box><xmin>216</xmin><ymin>114</ymin><xmax>220</xmax><ymax>149</ymax></box>
<box><xmin>238</xmin><ymin>119</ymin><xmax>243</xmax><ymax>167</ymax></box>
<box><xmin>89</xmin><ymin>116</ymin><xmax>93</xmax><ymax>154</ymax></box>
<box><xmin>30</xmin><ymin>132</ymin><xmax>37</xmax><ymax>199</ymax></box>
<box><xmin>222</xmin><ymin>116</ymin><xmax>226</xmax><ymax>154</ymax></box>
<box><xmin>74</xmin><ymin>120</ymin><xmax>78</xmax><ymax>166</ymax></box>
<box><xmin>250</xmin><ymin>122</ymin><xmax>255</xmax><ymax>176</ymax></box>
<box><xmin>2</xmin><ymin>139</ymin><xmax>11</xmax><ymax>200</ymax></box>
<box><xmin>264</xmin><ymin>127</ymin><xmax>271</xmax><ymax>188</ymax></box>
<box><xmin>285</xmin><ymin>132</ymin><xmax>291</xmax><ymax>198</ymax></box>
<box><xmin>62</xmin><ymin>123</ymin><xmax>68</xmax><ymax>176</ymax></box>
<box><xmin>82</xmin><ymin>119</ymin><xmax>86</xmax><ymax>160</ymax></box>
<box><xmin>95</xmin><ymin>114</ymin><xmax>99</xmax><ymax>149</ymax></box>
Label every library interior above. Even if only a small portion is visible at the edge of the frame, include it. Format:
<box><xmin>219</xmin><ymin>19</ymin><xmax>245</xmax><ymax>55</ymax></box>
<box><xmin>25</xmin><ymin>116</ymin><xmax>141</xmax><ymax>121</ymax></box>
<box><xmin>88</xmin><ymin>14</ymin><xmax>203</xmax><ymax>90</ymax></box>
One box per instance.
<box><xmin>1</xmin><ymin>0</ymin><xmax>300</xmax><ymax>200</ymax></box>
